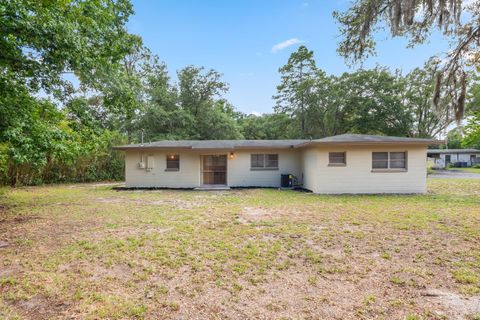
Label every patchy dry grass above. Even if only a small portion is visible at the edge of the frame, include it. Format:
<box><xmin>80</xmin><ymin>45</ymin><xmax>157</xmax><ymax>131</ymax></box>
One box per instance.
<box><xmin>0</xmin><ymin>179</ymin><xmax>479</xmax><ymax>319</ymax></box>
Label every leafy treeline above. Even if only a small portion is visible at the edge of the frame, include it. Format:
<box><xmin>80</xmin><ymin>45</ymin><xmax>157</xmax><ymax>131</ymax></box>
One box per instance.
<box><xmin>0</xmin><ymin>0</ymin><xmax>143</xmax><ymax>185</ymax></box>
<box><xmin>273</xmin><ymin>46</ymin><xmax>463</xmax><ymax>139</ymax></box>
<box><xmin>334</xmin><ymin>0</ymin><xmax>480</xmax><ymax>121</ymax></box>
<box><xmin>463</xmin><ymin>72</ymin><xmax>480</xmax><ymax>150</ymax></box>
<box><xmin>137</xmin><ymin>46</ymin><xmax>465</xmax><ymax>142</ymax></box>
<box><xmin>1</xmin><ymin>1</ymin><xmax>479</xmax><ymax>186</ymax></box>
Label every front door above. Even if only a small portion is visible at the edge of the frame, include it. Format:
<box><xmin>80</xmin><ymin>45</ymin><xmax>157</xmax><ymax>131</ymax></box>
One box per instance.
<box><xmin>202</xmin><ymin>155</ymin><xmax>227</xmax><ymax>185</ymax></box>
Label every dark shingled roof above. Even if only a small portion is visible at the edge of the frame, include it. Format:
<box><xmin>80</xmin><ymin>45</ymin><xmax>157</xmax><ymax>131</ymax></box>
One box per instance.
<box><xmin>113</xmin><ymin>134</ymin><xmax>441</xmax><ymax>150</ymax></box>
<box><xmin>312</xmin><ymin>134</ymin><xmax>438</xmax><ymax>144</ymax></box>
<box><xmin>113</xmin><ymin>139</ymin><xmax>308</xmax><ymax>150</ymax></box>
<box><xmin>427</xmin><ymin>149</ymin><xmax>480</xmax><ymax>154</ymax></box>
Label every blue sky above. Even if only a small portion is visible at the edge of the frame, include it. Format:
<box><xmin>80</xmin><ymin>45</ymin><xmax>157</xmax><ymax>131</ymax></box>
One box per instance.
<box><xmin>128</xmin><ymin>0</ymin><xmax>450</xmax><ymax>115</ymax></box>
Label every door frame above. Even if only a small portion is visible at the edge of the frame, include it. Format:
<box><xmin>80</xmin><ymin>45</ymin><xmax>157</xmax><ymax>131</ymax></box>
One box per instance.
<box><xmin>445</xmin><ymin>154</ymin><xmax>451</xmax><ymax>164</ymax></box>
<box><xmin>200</xmin><ymin>154</ymin><xmax>228</xmax><ymax>186</ymax></box>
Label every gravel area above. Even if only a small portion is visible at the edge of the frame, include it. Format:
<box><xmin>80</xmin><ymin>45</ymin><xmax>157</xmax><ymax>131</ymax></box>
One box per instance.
<box><xmin>429</xmin><ymin>170</ymin><xmax>480</xmax><ymax>179</ymax></box>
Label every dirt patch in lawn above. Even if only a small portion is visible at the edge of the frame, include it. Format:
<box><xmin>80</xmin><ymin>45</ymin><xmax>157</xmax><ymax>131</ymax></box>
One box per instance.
<box><xmin>237</xmin><ymin>206</ymin><xmax>276</xmax><ymax>224</ymax></box>
<box><xmin>1</xmin><ymin>181</ymin><xmax>480</xmax><ymax>319</ymax></box>
<box><xmin>95</xmin><ymin>197</ymin><xmax>203</xmax><ymax>210</ymax></box>
<box><xmin>422</xmin><ymin>289</ymin><xmax>480</xmax><ymax>320</ymax></box>
<box><xmin>84</xmin><ymin>226</ymin><xmax>175</xmax><ymax>240</ymax></box>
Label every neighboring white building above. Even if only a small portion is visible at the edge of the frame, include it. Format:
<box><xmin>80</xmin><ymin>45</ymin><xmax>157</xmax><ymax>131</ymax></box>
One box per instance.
<box><xmin>427</xmin><ymin>149</ymin><xmax>480</xmax><ymax>169</ymax></box>
<box><xmin>114</xmin><ymin>134</ymin><xmax>441</xmax><ymax>194</ymax></box>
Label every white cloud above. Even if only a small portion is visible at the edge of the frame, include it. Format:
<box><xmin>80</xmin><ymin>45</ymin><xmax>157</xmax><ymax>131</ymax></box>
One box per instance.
<box><xmin>271</xmin><ymin>38</ymin><xmax>303</xmax><ymax>53</ymax></box>
<box><xmin>250</xmin><ymin>111</ymin><xmax>263</xmax><ymax>116</ymax></box>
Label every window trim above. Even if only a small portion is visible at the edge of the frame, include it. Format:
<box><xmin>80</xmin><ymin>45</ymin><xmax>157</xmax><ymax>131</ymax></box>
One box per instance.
<box><xmin>265</xmin><ymin>154</ymin><xmax>279</xmax><ymax>169</ymax></box>
<box><xmin>371</xmin><ymin>151</ymin><xmax>408</xmax><ymax>172</ymax></box>
<box><xmin>372</xmin><ymin>152</ymin><xmax>389</xmax><ymax>169</ymax></box>
<box><xmin>389</xmin><ymin>151</ymin><xmax>407</xmax><ymax>169</ymax></box>
<box><xmin>165</xmin><ymin>154</ymin><xmax>180</xmax><ymax>171</ymax></box>
<box><xmin>328</xmin><ymin>152</ymin><xmax>347</xmax><ymax>167</ymax></box>
<box><xmin>250</xmin><ymin>153</ymin><xmax>279</xmax><ymax>170</ymax></box>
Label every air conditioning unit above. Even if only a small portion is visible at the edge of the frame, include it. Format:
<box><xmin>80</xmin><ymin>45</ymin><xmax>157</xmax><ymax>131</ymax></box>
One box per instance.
<box><xmin>137</xmin><ymin>162</ymin><xmax>146</xmax><ymax>169</ymax></box>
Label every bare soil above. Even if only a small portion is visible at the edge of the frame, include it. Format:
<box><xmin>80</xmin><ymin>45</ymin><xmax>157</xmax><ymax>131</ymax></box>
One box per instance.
<box><xmin>0</xmin><ymin>180</ymin><xmax>479</xmax><ymax>319</ymax></box>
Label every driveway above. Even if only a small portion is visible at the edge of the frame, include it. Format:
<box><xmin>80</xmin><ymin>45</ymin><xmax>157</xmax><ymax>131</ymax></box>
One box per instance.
<box><xmin>429</xmin><ymin>169</ymin><xmax>480</xmax><ymax>179</ymax></box>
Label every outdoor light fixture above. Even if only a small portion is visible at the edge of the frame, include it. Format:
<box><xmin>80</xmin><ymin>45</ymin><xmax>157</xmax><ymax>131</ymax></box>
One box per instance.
<box><xmin>229</xmin><ymin>152</ymin><xmax>235</xmax><ymax>159</ymax></box>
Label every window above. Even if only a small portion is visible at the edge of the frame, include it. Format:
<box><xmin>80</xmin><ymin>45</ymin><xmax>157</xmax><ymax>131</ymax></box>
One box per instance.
<box><xmin>265</xmin><ymin>154</ymin><xmax>279</xmax><ymax>168</ymax></box>
<box><xmin>390</xmin><ymin>152</ymin><xmax>406</xmax><ymax>169</ymax></box>
<box><xmin>166</xmin><ymin>154</ymin><xmax>179</xmax><ymax>171</ymax></box>
<box><xmin>329</xmin><ymin>152</ymin><xmax>346</xmax><ymax>166</ymax></box>
<box><xmin>372</xmin><ymin>152</ymin><xmax>388</xmax><ymax>169</ymax></box>
<box><xmin>251</xmin><ymin>154</ymin><xmax>278</xmax><ymax>170</ymax></box>
<box><xmin>372</xmin><ymin>152</ymin><xmax>407</xmax><ymax>171</ymax></box>
<box><xmin>251</xmin><ymin>154</ymin><xmax>265</xmax><ymax>168</ymax></box>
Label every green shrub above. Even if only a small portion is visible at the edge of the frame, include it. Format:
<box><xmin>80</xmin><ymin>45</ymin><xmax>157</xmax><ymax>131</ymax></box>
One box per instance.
<box><xmin>0</xmin><ymin>126</ymin><xmax>126</xmax><ymax>186</ymax></box>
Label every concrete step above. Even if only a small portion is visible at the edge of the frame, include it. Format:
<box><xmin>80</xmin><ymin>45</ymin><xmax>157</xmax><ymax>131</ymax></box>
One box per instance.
<box><xmin>194</xmin><ymin>185</ymin><xmax>231</xmax><ymax>191</ymax></box>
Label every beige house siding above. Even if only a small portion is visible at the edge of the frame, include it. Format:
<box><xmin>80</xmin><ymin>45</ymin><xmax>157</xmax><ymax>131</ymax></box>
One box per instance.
<box><xmin>124</xmin><ymin>145</ymin><xmax>427</xmax><ymax>193</ymax></box>
<box><xmin>227</xmin><ymin>149</ymin><xmax>302</xmax><ymax>187</ymax></box>
<box><xmin>301</xmin><ymin>148</ymin><xmax>319</xmax><ymax>192</ymax></box>
<box><xmin>302</xmin><ymin>145</ymin><xmax>427</xmax><ymax>194</ymax></box>
<box><xmin>125</xmin><ymin>149</ymin><xmax>302</xmax><ymax>188</ymax></box>
<box><xmin>125</xmin><ymin>151</ymin><xmax>201</xmax><ymax>188</ymax></box>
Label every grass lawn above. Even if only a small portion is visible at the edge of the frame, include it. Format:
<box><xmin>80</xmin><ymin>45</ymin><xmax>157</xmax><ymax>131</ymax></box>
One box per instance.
<box><xmin>1</xmin><ymin>180</ymin><xmax>480</xmax><ymax>319</ymax></box>
<box><xmin>448</xmin><ymin>167</ymin><xmax>480</xmax><ymax>174</ymax></box>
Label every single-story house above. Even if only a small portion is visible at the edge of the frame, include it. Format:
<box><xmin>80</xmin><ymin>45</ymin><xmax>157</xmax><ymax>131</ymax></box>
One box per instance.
<box><xmin>427</xmin><ymin>149</ymin><xmax>480</xmax><ymax>168</ymax></box>
<box><xmin>113</xmin><ymin>134</ymin><xmax>441</xmax><ymax>194</ymax></box>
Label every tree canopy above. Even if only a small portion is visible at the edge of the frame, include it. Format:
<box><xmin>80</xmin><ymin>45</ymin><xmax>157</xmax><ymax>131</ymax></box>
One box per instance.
<box><xmin>334</xmin><ymin>0</ymin><xmax>479</xmax><ymax>120</ymax></box>
<box><xmin>1</xmin><ymin>1</ymin><xmax>478</xmax><ymax>186</ymax></box>
<box><xmin>0</xmin><ymin>0</ymin><xmax>138</xmax><ymax>185</ymax></box>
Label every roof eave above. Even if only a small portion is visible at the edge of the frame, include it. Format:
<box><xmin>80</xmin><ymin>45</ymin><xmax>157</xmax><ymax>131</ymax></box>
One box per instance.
<box><xmin>232</xmin><ymin>145</ymin><xmax>298</xmax><ymax>149</ymax></box>
<box><xmin>112</xmin><ymin>146</ymin><xmax>194</xmax><ymax>151</ymax></box>
<box><xmin>113</xmin><ymin>146</ymin><xmax>301</xmax><ymax>151</ymax></box>
<box><xmin>112</xmin><ymin>139</ymin><xmax>445</xmax><ymax>150</ymax></box>
<box><xmin>308</xmin><ymin>140</ymin><xmax>444</xmax><ymax>146</ymax></box>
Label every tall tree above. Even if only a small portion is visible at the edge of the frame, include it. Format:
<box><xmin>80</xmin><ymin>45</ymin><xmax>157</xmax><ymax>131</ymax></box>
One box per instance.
<box><xmin>178</xmin><ymin>66</ymin><xmax>228</xmax><ymax>117</ymax></box>
<box><xmin>274</xmin><ymin>46</ymin><xmax>317</xmax><ymax>138</ymax></box>
<box><xmin>403</xmin><ymin>58</ymin><xmax>458</xmax><ymax>137</ymax></box>
<box><xmin>0</xmin><ymin>0</ymin><xmax>136</xmax><ymax>185</ymax></box>
<box><xmin>463</xmin><ymin>73</ymin><xmax>480</xmax><ymax>148</ymax></box>
<box><xmin>135</xmin><ymin>64</ymin><xmax>243</xmax><ymax>141</ymax></box>
<box><xmin>337</xmin><ymin>68</ymin><xmax>413</xmax><ymax>136</ymax></box>
<box><xmin>445</xmin><ymin>128</ymin><xmax>464</xmax><ymax>149</ymax></box>
<box><xmin>334</xmin><ymin>0</ymin><xmax>479</xmax><ymax>120</ymax></box>
<box><xmin>463</xmin><ymin>111</ymin><xmax>480</xmax><ymax>149</ymax></box>
<box><xmin>273</xmin><ymin>49</ymin><xmax>418</xmax><ymax>138</ymax></box>
<box><xmin>1</xmin><ymin>0</ymin><xmax>140</xmax><ymax>99</ymax></box>
<box><xmin>176</xmin><ymin>66</ymin><xmax>242</xmax><ymax>139</ymax></box>
<box><xmin>239</xmin><ymin>113</ymin><xmax>292</xmax><ymax>140</ymax></box>
<box><xmin>304</xmin><ymin>70</ymin><xmax>343</xmax><ymax>137</ymax></box>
